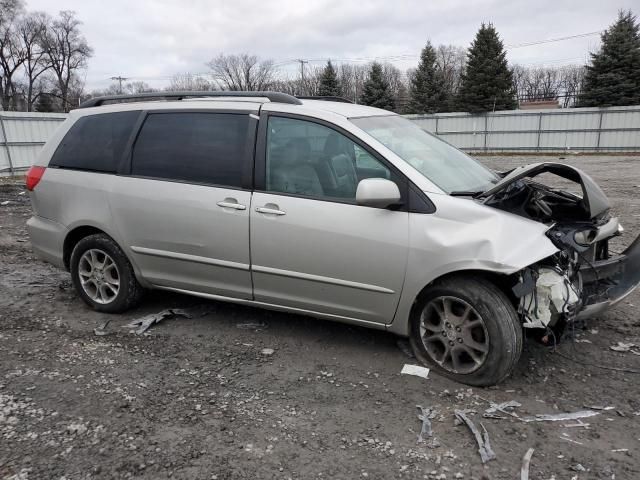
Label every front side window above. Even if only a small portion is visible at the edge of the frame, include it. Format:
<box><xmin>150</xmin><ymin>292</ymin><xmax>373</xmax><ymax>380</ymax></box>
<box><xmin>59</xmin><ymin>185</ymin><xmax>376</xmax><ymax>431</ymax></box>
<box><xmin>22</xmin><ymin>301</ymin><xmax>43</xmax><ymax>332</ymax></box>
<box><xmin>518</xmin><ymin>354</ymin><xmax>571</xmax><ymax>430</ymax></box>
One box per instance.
<box><xmin>50</xmin><ymin>111</ymin><xmax>139</xmax><ymax>173</ymax></box>
<box><xmin>266</xmin><ymin>116</ymin><xmax>397</xmax><ymax>201</ymax></box>
<box><xmin>351</xmin><ymin>115</ymin><xmax>498</xmax><ymax>193</ymax></box>
<box><xmin>132</xmin><ymin>112</ymin><xmax>250</xmax><ymax>187</ymax></box>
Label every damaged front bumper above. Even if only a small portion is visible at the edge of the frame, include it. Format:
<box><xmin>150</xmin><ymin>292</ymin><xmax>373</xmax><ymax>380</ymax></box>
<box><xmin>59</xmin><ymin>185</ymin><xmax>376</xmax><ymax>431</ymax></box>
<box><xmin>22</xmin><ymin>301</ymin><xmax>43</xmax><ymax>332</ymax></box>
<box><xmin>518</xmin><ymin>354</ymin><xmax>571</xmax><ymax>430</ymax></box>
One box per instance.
<box><xmin>514</xmin><ymin>232</ymin><xmax>640</xmax><ymax>328</ymax></box>
<box><xmin>576</xmin><ymin>233</ymin><xmax>640</xmax><ymax>319</ymax></box>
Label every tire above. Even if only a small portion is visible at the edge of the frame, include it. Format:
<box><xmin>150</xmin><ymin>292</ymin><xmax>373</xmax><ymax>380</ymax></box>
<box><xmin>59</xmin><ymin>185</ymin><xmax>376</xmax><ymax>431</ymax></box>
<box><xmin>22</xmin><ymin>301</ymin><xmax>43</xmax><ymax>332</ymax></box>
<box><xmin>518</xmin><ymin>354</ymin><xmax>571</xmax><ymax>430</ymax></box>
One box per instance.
<box><xmin>70</xmin><ymin>233</ymin><xmax>143</xmax><ymax>313</ymax></box>
<box><xmin>409</xmin><ymin>274</ymin><xmax>522</xmax><ymax>386</ymax></box>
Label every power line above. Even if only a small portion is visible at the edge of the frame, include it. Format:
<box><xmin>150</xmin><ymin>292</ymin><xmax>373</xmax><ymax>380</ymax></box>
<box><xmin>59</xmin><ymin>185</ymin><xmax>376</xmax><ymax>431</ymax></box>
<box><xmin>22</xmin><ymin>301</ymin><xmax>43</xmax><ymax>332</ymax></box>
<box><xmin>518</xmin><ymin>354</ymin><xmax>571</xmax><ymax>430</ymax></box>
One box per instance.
<box><xmin>506</xmin><ymin>31</ymin><xmax>602</xmax><ymax>49</ymax></box>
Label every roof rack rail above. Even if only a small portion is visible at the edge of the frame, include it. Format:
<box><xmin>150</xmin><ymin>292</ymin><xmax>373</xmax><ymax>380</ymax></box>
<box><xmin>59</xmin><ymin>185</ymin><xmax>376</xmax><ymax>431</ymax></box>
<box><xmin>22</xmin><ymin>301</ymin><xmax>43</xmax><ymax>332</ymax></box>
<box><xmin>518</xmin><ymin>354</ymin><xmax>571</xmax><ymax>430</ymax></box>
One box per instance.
<box><xmin>297</xmin><ymin>95</ymin><xmax>354</xmax><ymax>104</ymax></box>
<box><xmin>78</xmin><ymin>91</ymin><xmax>303</xmax><ymax>109</ymax></box>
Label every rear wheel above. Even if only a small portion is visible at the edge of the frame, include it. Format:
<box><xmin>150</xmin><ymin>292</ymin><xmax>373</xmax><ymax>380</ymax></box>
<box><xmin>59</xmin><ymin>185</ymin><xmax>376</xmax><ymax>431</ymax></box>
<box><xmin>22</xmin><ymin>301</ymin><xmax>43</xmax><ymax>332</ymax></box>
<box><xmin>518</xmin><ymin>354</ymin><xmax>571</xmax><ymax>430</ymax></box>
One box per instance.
<box><xmin>70</xmin><ymin>234</ymin><xmax>143</xmax><ymax>313</ymax></box>
<box><xmin>409</xmin><ymin>275</ymin><xmax>522</xmax><ymax>386</ymax></box>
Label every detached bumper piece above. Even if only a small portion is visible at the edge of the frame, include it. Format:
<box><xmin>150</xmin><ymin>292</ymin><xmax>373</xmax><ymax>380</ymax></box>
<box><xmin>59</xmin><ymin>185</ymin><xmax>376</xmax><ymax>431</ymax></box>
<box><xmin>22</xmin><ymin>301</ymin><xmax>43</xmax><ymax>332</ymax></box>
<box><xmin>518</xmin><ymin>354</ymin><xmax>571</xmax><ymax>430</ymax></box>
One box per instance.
<box><xmin>577</xmin><ymin>234</ymin><xmax>640</xmax><ymax>319</ymax></box>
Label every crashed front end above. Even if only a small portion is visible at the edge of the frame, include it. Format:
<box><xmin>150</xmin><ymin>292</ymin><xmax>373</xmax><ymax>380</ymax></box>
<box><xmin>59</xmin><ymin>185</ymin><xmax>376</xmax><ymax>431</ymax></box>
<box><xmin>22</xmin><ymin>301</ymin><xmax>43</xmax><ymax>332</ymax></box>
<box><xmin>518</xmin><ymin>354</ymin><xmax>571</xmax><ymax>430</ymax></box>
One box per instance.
<box><xmin>479</xmin><ymin>162</ymin><xmax>640</xmax><ymax>331</ymax></box>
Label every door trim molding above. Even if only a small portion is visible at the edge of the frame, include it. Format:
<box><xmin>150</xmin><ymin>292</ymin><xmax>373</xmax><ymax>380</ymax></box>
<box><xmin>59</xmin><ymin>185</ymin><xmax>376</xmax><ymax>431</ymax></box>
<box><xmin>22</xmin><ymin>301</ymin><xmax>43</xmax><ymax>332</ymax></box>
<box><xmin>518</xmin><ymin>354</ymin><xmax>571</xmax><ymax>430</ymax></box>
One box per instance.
<box><xmin>252</xmin><ymin>264</ymin><xmax>395</xmax><ymax>294</ymax></box>
<box><xmin>155</xmin><ymin>285</ymin><xmax>390</xmax><ymax>330</ymax></box>
<box><xmin>131</xmin><ymin>246</ymin><xmax>250</xmax><ymax>271</ymax></box>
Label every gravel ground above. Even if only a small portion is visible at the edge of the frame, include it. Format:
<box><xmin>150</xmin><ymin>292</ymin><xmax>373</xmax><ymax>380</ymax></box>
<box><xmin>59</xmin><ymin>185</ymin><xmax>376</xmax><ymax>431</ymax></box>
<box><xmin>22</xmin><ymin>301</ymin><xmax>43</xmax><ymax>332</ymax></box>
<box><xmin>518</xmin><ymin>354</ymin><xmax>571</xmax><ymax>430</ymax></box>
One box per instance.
<box><xmin>1</xmin><ymin>155</ymin><xmax>639</xmax><ymax>480</ymax></box>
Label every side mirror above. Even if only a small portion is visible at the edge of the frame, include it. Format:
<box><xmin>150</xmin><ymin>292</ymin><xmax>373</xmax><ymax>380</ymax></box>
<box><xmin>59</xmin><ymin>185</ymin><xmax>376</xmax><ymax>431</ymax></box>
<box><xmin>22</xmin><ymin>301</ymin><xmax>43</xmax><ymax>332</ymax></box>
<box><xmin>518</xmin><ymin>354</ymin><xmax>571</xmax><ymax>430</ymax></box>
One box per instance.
<box><xmin>356</xmin><ymin>178</ymin><xmax>401</xmax><ymax>209</ymax></box>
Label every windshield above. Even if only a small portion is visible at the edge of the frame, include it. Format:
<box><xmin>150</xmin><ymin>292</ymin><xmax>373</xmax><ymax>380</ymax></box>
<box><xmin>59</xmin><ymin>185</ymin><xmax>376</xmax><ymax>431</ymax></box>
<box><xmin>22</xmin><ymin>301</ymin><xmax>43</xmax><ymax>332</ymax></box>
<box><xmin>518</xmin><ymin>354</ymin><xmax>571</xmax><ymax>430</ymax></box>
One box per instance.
<box><xmin>350</xmin><ymin>115</ymin><xmax>498</xmax><ymax>193</ymax></box>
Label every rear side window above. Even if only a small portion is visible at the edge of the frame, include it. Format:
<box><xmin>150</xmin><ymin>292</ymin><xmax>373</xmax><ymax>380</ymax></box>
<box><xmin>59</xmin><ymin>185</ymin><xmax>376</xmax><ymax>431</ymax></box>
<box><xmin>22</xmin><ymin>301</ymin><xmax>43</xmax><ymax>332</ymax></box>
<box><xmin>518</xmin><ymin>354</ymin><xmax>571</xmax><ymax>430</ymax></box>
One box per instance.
<box><xmin>131</xmin><ymin>112</ymin><xmax>250</xmax><ymax>188</ymax></box>
<box><xmin>50</xmin><ymin>111</ymin><xmax>139</xmax><ymax>173</ymax></box>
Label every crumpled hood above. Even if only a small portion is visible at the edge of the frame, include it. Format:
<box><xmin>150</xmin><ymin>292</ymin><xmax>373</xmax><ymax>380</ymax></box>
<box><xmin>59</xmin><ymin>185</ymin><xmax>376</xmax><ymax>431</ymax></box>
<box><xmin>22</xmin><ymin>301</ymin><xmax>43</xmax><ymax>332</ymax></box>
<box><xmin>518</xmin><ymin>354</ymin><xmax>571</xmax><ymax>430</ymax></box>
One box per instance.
<box><xmin>478</xmin><ymin>162</ymin><xmax>610</xmax><ymax>219</ymax></box>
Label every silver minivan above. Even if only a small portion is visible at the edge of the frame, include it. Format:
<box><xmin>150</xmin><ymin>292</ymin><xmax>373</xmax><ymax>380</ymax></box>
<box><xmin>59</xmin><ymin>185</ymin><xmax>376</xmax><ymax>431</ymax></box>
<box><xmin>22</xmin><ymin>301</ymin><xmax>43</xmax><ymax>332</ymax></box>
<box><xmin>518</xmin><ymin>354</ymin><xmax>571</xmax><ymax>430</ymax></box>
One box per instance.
<box><xmin>26</xmin><ymin>92</ymin><xmax>640</xmax><ymax>386</ymax></box>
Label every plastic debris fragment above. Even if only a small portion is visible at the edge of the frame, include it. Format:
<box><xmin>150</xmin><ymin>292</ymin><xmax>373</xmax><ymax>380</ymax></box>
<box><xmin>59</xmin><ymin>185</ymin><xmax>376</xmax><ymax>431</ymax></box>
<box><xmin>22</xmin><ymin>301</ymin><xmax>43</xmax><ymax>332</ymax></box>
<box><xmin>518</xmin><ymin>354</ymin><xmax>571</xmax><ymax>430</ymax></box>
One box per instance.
<box><xmin>123</xmin><ymin>308</ymin><xmax>192</xmax><ymax>335</ymax></box>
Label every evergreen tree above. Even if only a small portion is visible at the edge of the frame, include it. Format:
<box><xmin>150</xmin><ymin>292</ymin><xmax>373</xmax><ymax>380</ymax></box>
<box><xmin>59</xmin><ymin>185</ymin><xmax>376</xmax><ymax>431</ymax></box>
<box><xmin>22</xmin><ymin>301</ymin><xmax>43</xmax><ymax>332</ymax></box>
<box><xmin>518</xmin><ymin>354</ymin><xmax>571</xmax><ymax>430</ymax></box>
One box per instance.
<box><xmin>360</xmin><ymin>62</ymin><xmax>395</xmax><ymax>110</ymax></box>
<box><xmin>318</xmin><ymin>60</ymin><xmax>341</xmax><ymax>97</ymax></box>
<box><xmin>579</xmin><ymin>10</ymin><xmax>640</xmax><ymax>107</ymax></box>
<box><xmin>457</xmin><ymin>23</ymin><xmax>517</xmax><ymax>113</ymax></box>
<box><xmin>409</xmin><ymin>41</ymin><xmax>448</xmax><ymax>113</ymax></box>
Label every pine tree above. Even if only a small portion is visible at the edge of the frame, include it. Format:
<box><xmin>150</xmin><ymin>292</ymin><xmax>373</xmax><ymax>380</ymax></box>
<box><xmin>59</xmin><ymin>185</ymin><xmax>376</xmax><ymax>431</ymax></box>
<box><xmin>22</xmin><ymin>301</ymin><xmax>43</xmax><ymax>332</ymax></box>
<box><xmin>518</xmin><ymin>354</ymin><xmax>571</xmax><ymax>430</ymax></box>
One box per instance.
<box><xmin>579</xmin><ymin>10</ymin><xmax>640</xmax><ymax>107</ymax></box>
<box><xmin>408</xmin><ymin>41</ymin><xmax>448</xmax><ymax>113</ymax></box>
<box><xmin>457</xmin><ymin>23</ymin><xmax>517</xmax><ymax>113</ymax></box>
<box><xmin>318</xmin><ymin>60</ymin><xmax>341</xmax><ymax>97</ymax></box>
<box><xmin>360</xmin><ymin>62</ymin><xmax>395</xmax><ymax>110</ymax></box>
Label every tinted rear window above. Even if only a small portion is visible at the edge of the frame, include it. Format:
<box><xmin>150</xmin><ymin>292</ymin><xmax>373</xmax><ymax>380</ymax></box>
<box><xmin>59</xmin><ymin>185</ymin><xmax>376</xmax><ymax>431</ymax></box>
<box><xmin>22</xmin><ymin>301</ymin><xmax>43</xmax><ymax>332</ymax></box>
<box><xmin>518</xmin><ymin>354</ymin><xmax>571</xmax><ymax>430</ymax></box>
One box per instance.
<box><xmin>131</xmin><ymin>112</ymin><xmax>250</xmax><ymax>188</ymax></box>
<box><xmin>50</xmin><ymin>111</ymin><xmax>139</xmax><ymax>173</ymax></box>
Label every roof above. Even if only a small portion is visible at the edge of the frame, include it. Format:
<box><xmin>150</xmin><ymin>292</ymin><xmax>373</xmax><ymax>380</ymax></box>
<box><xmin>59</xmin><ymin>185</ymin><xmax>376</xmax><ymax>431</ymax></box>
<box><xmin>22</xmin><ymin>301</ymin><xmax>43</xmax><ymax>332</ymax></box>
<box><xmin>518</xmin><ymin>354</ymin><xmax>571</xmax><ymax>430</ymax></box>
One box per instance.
<box><xmin>298</xmin><ymin>99</ymin><xmax>394</xmax><ymax>118</ymax></box>
<box><xmin>72</xmin><ymin>92</ymin><xmax>394</xmax><ymax>119</ymax></box>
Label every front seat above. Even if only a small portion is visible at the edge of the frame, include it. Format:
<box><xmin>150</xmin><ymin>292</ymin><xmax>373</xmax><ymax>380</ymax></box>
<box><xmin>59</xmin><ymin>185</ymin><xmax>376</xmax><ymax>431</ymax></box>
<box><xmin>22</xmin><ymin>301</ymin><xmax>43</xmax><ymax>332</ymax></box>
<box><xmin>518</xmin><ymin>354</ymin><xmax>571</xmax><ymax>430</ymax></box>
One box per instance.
<box><xmin>323</xmin><ymin>133</ymin><xmax>358</xmax><ymax>197</ymax></box>
<box><xmin>269</xmin><ymin>138</ymin><xmax>324</xmax><ymax>197</ymax></box>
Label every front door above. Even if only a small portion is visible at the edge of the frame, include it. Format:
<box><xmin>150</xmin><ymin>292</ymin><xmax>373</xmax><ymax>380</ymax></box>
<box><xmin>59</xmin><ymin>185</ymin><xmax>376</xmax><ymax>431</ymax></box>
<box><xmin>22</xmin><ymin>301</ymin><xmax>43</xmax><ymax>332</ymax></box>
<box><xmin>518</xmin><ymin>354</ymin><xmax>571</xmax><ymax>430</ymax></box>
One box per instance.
<box><xmin>249</xmin><ymin>114</ymin><xmax>409</xmax><ymax>323</ymax></box>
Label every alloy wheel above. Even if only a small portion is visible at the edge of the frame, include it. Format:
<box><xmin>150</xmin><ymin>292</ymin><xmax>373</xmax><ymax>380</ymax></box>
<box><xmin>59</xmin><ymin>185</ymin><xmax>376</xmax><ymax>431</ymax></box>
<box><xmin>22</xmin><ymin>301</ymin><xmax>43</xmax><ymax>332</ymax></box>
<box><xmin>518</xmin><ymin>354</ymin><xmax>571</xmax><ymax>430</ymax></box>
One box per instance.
<box><xmin>419</xmin><ymin>295</ymin><xmax>490</xmax><ymax>374</ymax></box>
<box><xmin>78</xmin><ymin>249</ymin><xmax>120</xmax><ymax>304</ymax></box>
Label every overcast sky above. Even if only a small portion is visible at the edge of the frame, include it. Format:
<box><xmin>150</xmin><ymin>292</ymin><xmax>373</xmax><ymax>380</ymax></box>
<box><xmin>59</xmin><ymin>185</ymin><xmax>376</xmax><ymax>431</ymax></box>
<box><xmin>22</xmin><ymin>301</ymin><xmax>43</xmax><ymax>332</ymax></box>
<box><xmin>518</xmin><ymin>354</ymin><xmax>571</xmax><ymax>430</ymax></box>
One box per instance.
<box><xmin>26</xmin><ymin>0</ymin><xmax>638</xmax><ymax>91</ymax></box>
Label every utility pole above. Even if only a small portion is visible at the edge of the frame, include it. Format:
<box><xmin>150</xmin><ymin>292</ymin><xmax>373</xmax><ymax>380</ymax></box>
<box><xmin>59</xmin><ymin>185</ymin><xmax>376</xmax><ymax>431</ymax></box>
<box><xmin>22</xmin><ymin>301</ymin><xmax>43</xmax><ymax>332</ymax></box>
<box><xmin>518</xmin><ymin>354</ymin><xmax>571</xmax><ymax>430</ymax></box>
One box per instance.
<box><xmin>296</xmin><ymin>59</ymin><xmax>308</xmax><ymax>95</ymax></box>
<box><xmin>110</xmin><ymin>76</ymin><xmax>129</xmax><ymax>94</ymax></box>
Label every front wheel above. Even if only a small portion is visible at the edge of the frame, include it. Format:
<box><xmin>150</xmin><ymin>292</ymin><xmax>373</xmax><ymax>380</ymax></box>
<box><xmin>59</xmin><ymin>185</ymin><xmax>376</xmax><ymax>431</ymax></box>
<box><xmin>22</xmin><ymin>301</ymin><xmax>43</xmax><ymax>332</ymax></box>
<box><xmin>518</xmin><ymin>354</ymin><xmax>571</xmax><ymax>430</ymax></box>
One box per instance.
<box><xmin>409</xmin><ymin>275</ymin><xmax>522</xmax><ymax>386</ymax></box>
<box><xmin>70</xmin><ymin>233</ymin><xmax>143</xmax><ymax>313</ymax></box>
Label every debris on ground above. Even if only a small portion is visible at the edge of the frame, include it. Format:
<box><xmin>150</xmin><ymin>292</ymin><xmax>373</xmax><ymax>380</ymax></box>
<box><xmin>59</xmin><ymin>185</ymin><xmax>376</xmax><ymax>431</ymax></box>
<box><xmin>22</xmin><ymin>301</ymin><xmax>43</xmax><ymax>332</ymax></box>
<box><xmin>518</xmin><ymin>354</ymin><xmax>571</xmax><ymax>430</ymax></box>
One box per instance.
<box><xmin>93</xmin><ymin>320</ymin><xmax>112</xmax><ymax>336</ymax></box>
<box><xmin>570</xmin><ymin>463</ymin><xmax>586</xmax><ymax>472</ymax></box>
<box><xmin>416</xmin><ymin>405</ymin><xmax>434</xmax><ymax>443</ymax></box>
<box><xmin>400</xmin><ymin>364</ymin><xmax>430</xmax><ymax>379</ymax></box>
<box><xmin>236</xmin><ymin>321</ymin><xmax>268</xmax><ymax>331</ymax></box>
<box><xmin>123</xmin><ymin>309</ymin><xmax>192</xmax><ymax>335</ymax></box>
<box><xmin>484</xmin><ymin>400</ymin><xmax>522</xmax><ymax>419</ymax></box>
<box><xmin>454</xmin><ymin>410</ymin><xmax>496</xmax><ymax>464</ymax></box>
<box><xmin>583</xmin><ymin>405</ymin><xmax>615</xmax><ymax>411</ymax></box>
<box><xmin>520</xmin><ymin>409</ymin><xmax>600</xmax><ymax>423</ymax></box>
<box><xmin>562</xmin><ymin>419</ymin><xmax>591</xmax><ymax>429</ymax></box>
<box><xmin>261</xmin><ymin>348</ymin><xmax>275</xmax><ymax>356</ymax></box>
<box><xmin>521</xmin><ymin>448</ymin><xmax>534</xmax><ymax>480</ymax></box>
<box><xmin>396</xmin><ymin>339</ymin><xmax>414</xmax><ymax>358</ymax></box>
<box><xmin>609</xmin><ymin>342</ymin><xmax>640</xmax><ymax>355</ymax></box>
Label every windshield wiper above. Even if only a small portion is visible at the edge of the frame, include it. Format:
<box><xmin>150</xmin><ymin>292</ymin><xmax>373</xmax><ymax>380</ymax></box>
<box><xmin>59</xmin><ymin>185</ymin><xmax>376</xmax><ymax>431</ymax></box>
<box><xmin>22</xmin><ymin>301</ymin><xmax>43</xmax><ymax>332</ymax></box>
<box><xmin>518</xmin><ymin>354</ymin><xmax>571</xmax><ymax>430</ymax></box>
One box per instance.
<box><xmin>449</xmin><ymin>190</ymin><xmax>484</xmax><ymax>197</ymax></box>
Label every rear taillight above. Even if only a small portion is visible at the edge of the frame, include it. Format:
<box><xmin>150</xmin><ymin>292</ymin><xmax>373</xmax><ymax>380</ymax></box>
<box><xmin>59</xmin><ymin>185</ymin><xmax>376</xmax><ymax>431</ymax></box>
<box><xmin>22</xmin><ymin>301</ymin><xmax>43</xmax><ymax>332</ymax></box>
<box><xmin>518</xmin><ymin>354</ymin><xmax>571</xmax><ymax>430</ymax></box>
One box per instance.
<box><xmin>26</xmin><ymin>166</ymin><xmax>46</xmax><ymax>191</ymax></box>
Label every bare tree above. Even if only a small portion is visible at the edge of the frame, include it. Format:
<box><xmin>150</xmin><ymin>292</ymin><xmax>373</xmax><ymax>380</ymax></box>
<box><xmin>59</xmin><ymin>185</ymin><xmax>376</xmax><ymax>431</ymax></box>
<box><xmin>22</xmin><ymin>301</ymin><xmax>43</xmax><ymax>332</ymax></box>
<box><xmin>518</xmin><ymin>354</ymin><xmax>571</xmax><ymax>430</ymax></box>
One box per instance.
<box><xmin>558</xmin><ymin>65</ymin><xmax>585</xmax><ymax>108</ymax></box>
<box><xmin>207</xmin><ymin>53</ymin><xmax>275</xmax><ymax>91</ymax></box>
<box><xmin>0</xmin><ymin>0</ymin><xmax>26</xmax><ymax>110</ymax></box>
<box><xmin>337</xmin><ymin>63</ymin><xmax>368</xmax><ymax>103</ymax></box>
<box><xmin>435</xmin><ymin>44</ymin><xmax>466</xmax><ymax>100</ymax></box>
<box><xmin>270</xmin><ymin>75</ymin><xmax>298</xmax><ymax>96</ymax></box>
<box><xmin>165</xmin><ymin>73</ymin><xmax>216</xmax><ymax>92</ymax></box>
<box><xmin>18</xmin><ymin>11</ymin><xmax>50</xmax><ymax>111</ymax></box>
<box><xmin>513</xmin><ymin>64</ymin><xmax>585</xmax><ymax>107</ymax></box>
<box><xmin>517</xmin><ymin>66</ymin><xmax>561</xmax><ymax>102</ymax></box>
<box><xmin>89</xmin><ymin>80</ymin><xmax>157</xmax><ymax>99</ymax></box>
<box><xmin>43</xmin><ymin>10</ymin><xmax>92</xmax><ymax>112</ymax></box>
<box><xmin>298</xmin><ymin>64</ymin><xmax>322</xmax><ymax>96</ymax></box>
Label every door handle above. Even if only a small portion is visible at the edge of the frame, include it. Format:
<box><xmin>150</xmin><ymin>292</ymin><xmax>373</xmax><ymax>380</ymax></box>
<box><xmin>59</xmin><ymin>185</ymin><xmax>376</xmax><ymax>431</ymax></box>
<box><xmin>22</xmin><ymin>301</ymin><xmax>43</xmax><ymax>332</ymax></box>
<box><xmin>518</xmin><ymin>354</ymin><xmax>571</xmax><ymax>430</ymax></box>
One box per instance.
<box><xmin>217</xmin><ymin>199</ymin><xmax>247</xmax><ymax>210</ymax></box>
<box><xmin>255</xmin><ymin>206</ymin><xmax>286</xmax><ymax>216</ymax></box>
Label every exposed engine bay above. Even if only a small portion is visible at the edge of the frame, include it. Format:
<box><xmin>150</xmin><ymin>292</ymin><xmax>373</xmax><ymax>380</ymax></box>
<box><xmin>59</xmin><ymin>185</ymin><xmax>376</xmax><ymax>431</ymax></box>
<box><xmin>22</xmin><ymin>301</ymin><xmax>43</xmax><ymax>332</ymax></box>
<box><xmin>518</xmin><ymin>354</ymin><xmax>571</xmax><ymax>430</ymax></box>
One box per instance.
<box><xmin>478</xmin><ymin>163</ymin><xmax>640</xmax><ymax>333</ymax></box>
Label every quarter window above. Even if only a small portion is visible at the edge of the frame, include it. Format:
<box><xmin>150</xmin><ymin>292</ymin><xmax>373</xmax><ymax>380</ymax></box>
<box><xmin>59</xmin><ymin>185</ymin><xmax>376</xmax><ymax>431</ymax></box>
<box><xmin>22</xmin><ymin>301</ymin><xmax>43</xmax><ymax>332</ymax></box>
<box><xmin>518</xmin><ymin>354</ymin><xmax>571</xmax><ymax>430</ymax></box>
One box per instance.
<box><xmin>132</xmin><ymin>112</ymin><xmax>250</xmax><ymax>187</ymax></box>
<box><xmin>50</xmin><ymin>111</ymin><xmax>139</xmax><ymax>173</ymax></box>
<box><xmin>265</xmin><ymin>116</ymin><xmax>397</xmax><ymax>201</ymax></box>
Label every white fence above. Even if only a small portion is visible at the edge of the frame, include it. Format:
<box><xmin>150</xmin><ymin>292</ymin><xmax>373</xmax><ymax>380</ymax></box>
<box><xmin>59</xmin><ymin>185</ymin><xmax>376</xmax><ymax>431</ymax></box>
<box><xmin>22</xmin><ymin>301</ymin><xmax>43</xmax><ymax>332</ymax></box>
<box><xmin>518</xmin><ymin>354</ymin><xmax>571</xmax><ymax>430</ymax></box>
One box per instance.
<box><xmin>406</xmin><ymin>105</ymin><xmax>640</xmax><ymax>153</ymax></box>
<box><xmin>1</xmin><ymin>105</ymin><xmax>639</xmax><ymax>175</ymax></box>
<box><xmin>0</xmin><ymin>112</ymin><xmax>67</xmax><ymax>175</ymax></box>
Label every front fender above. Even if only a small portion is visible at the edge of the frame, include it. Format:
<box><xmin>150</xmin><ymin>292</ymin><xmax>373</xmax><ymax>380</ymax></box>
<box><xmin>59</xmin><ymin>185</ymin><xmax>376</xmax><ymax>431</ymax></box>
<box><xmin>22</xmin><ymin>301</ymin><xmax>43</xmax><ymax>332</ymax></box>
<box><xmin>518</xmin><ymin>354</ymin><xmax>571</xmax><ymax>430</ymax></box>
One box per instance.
<box><xmin>389</xmin><ymin>193</ymin><xmax>559</xmax><ymax>336</ymax></box>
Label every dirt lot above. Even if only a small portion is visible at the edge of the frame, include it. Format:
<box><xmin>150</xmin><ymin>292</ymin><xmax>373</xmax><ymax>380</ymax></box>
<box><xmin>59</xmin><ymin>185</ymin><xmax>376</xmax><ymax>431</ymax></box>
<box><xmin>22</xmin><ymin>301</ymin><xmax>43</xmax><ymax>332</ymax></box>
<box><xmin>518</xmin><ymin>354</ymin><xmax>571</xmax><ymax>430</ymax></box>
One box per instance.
<box><xmin>1</xmin><ymin>155</ymin><xmax>639</xmax><ymax>480</ymax></box>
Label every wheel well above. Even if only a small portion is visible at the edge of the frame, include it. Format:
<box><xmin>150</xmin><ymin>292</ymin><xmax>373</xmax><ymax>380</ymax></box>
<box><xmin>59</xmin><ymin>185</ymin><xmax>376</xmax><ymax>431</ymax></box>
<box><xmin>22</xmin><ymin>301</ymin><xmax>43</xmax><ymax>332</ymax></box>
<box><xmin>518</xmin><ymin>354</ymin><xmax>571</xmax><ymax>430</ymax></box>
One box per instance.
<box><xmin>62</xmin><ymin>226</ymin><xmax>105</xmax><ymax>270</ymax></box>
<box><xmin>411</xmin><ymin>269</ymin><xmax>519</xmax><ymax>318</ymax></box>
